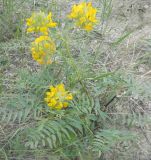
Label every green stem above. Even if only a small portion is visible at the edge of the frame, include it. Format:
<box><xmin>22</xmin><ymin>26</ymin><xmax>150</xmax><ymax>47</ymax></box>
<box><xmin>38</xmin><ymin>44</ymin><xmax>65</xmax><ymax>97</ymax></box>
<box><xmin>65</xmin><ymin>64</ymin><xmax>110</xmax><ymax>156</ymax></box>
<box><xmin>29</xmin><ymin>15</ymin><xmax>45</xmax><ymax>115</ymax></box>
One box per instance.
<box><xmin>61</xmin><ymin>35</ymin><xmax>91</xmax><ymax>100</ymax></box>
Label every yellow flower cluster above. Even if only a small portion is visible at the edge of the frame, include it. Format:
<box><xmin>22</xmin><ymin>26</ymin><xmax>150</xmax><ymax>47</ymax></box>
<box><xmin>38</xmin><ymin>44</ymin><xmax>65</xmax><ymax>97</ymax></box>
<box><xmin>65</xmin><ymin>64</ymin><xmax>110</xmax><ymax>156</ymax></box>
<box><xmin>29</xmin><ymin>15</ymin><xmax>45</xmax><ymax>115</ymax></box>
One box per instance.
<box><xmin>68</xmin><ymin>2</ymin><xmax>97</xmax><ymax>31</ymax></box>
<box><xmin>26</xmin><ymin>11</ymin><xmax>57</xmax><ymax>35</ymax></box>
<box><xmin>44</xmin><ymin>84</ymin><xmax>73</xmax><ymax>110</ymax></box>
<box><xmin>26</xmin><ymin>11</ymin><xmax>57</xmax><ymax>65</ymax></box>
<box><xmin>31</xmin><ymin>36</ymin><xmax>56</xmax><ymax>65</ymax></box>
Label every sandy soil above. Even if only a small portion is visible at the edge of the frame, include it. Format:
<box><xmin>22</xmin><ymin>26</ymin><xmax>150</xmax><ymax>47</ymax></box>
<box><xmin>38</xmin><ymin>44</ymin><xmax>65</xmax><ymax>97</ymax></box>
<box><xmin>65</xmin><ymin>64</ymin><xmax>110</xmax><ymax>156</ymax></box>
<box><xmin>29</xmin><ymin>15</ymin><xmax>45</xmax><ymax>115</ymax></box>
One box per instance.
<box><xmin>109</xmin><ymin>1</ymin><xmax>151</xmax><ymax>159</ymax></box>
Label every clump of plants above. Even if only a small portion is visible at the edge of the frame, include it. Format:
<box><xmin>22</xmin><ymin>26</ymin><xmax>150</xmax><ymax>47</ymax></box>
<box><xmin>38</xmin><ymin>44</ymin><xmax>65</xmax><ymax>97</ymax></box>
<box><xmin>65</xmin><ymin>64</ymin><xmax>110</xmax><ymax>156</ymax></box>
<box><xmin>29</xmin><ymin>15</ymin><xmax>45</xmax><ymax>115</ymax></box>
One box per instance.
<box><xmin>0</xmin><ymin>2</ymin><xmax>139</xmax><ymax>160</ymax></box>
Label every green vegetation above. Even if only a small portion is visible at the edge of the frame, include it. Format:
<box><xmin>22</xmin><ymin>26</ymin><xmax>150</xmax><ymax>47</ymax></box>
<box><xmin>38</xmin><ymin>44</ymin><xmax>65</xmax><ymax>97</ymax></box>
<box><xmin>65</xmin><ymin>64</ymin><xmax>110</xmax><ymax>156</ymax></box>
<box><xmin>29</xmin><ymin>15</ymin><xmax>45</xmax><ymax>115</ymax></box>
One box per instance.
<box><xmin>0</xmin><ymin>0</ymin><xmax>151</xmax><ymax>160</ymax></box>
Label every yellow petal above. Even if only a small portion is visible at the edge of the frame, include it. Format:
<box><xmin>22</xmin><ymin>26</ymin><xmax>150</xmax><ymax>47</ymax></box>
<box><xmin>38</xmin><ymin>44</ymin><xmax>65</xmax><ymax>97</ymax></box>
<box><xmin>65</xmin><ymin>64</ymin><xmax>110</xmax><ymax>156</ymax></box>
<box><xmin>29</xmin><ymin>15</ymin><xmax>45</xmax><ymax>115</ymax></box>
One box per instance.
<box><xmin>65</xmin><ymin>94</ymin><xmax>73</xmax><ymax>100</ymax></box>
<box><xmin>63</xmin><ymin>102</ymin><xmax>68</xmax><ymax>108</ymax></box>
<box><xmin>56</xmin><ymin>102</ymin><xmax>63</xmax><ymax>109</ymax></box>
<box><xmin>27</xmin><ymin>27</ymin><xmax>34</xmax><ymax>33</ymax></box>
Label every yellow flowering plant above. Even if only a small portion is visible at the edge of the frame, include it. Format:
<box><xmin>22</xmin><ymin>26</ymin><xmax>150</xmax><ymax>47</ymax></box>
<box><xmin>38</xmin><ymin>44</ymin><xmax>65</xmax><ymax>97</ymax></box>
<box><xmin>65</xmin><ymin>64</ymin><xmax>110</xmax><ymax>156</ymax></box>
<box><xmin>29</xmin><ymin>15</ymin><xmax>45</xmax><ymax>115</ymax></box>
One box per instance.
<box><xmin>31</xmin><ymin>36</ymin><xmax>56</xmax><ymax>64</ymax></box>
<box><xmin>26</xmin><ymin>11</ymin><xmax>57</xmax><ymax>35</ymax></box>
<box><xmin>1</xmin><ymin>1</ymin><xmax>140</xmax><ymax>159</ymax></box>
<box><xmin>68</xmin><ymin>2</ymin><xmax>97</xmax><ymax>31</ymax></box>
<box><xmin>44</xmin><ymin>83</ymin><xmax>73</xmax><ymax>110</ymax></box>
